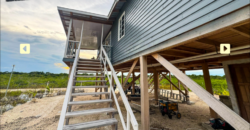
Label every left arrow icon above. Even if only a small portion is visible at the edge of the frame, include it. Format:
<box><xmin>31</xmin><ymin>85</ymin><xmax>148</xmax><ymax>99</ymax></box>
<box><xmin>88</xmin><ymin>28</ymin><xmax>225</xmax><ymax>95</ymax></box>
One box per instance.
<box><xmin>20</xmin><ymin>44</ymin><xmax>30</xmax><ymax>54</ymax></box>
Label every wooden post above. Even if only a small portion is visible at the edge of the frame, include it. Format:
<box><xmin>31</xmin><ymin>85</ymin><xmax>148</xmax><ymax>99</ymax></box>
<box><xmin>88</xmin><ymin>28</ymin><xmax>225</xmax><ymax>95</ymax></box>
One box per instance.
<box><xmin>140</xmin><ymin>56</ymin><xmax>149</xmax><ymax>130</ymax></box>
<box><xmin>154</xmin><ymin>70</ymin><xmax>159</xmax><ymax>105</ymax></box>
<box><xmin>121</xmin><ymin>72</ymin><xmax>124</xmax><ymax>85</ymax></box>
<box><xmin>132</xmin><ymin>71</ymin><xmax>135</xmax><ymax>94</ymax></box>
<box><xmin>169</xmin><ymin>73</ymin><xmax>172</xmax><ymax>97</ymax></box>
<box><xmin>202</xmin><ymin>62</ymin><xmax>218</xmax><ymax>118</ymax></box>
<box><xmin>182</xmin><ymin>70</ymin><xmax>189</xmax><ymax>100</ymax></box>
<box><xmin>122</xmin><ymin>59</ymin><xmax>138</xmax><ymax>88</ymax></box>
<box><xmin>178</xmin><ymin>79</ymin><xmax>181</xmax><ymax>95</ymax></box>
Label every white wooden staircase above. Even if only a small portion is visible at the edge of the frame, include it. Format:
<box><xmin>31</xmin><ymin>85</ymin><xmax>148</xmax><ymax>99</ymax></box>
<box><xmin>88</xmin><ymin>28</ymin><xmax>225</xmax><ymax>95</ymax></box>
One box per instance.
<box><xmin>58</xmin><ymin>41</ymin><xmax>138</xmax><ymax>130</ymax></box>
<box><xmin>63</xmin><ymin>58</ymin><xmax>118</xmax><ymax>130</ymax></box>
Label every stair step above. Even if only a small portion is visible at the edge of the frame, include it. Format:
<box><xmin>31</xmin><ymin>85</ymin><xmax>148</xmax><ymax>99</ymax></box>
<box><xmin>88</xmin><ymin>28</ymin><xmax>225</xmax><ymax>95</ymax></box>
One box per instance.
<box><xmin>68</xmin><ymin>99</ymin><xmax>112</xmax><ymax>105</ymax></box>
<box><xmin>74</xmin><ymin>80</ymin><xmax>106</xmax><ymax>82</ymax></box>
<box><xmin>72</xmin><ymin>85</ymin><xmax>108</xmax><ymax>88</ymax></box>
<box><xmin>74</xmin><ymin>75</ymin><xmax>105</xmax><ymax>78</ymax></box>
<box><xmin>77</xmin><ymin>71</ymin><xmax>103</xmax><ymax>73</ymax></box>
<box><xmin>78</xmin><ymin>61</ymin><xmax>101</xmax><ymax>64</ymax></box>
<box><xmin>79</xmin><ymin>58</ymin><xmax>100</xmax><ymax>62</ymax></box>
<box><xmin>63</xmin><ymin>118</ymin><xmax>117</xmax><ymax>130</ymax></box>
<box><xmin>78</xmin><ymin>64</ymin><xmax>102</xmax><ymax>66</ymax></box>
<box><xmin>71</xmin><ymin>92</ymin><xmax>110</xmax><ymax>96</ymax></box>
<box><xmin>77</xmin><ymin>67</ymin><xmax>103</xmax><ymax>70</ymax></box>
<box><xmin>65</xmin><ymin>108</ymin><xmax>117</xmax><ymax>118</ymax></box>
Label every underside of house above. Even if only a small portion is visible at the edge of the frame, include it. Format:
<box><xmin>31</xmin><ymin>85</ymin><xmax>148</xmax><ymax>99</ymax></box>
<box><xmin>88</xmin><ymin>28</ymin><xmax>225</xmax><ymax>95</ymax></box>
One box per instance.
<box><xmin>57</xmin><ymin>0</ymin><xmax>250</xmax><ymax>130</ymax></box>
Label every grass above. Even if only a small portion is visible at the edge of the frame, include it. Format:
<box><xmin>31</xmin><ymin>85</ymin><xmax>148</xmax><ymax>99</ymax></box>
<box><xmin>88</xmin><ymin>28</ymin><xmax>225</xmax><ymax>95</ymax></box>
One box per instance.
<box><xmin>0</xmin><ymin>72</ymin><xmax>229</xmax><ymax>96</ymax></box>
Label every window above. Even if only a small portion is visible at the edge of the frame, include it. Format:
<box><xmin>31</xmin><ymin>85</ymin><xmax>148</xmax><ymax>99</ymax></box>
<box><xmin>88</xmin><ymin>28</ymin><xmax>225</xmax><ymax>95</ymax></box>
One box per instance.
<box><xmin>118</xmin><ymin>12</ymin><xmax>125</xmax><ymax>41</ymax></box>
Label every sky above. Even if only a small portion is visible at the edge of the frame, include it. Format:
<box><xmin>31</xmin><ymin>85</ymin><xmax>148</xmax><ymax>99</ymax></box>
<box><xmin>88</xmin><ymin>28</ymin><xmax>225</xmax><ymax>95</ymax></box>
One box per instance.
<box><xmin>0</xmin><ymin>0</ymin><xmax>225</xmax><ymax>76</ymax></box>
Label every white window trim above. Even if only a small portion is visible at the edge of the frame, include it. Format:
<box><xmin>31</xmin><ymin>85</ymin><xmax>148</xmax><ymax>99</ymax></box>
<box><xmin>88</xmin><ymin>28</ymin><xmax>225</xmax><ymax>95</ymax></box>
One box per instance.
<box><xmin>118</xmin><ymin>11</ymin><xmax>125</xmax><ymax>41</ymax></box>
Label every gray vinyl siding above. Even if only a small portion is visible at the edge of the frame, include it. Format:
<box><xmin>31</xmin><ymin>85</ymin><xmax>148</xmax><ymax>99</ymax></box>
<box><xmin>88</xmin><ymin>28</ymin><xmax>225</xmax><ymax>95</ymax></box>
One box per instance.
<box><xmin>110</xmin><ymin>0</ymin><xmax>250</xmax><ymax>64</ymax></box>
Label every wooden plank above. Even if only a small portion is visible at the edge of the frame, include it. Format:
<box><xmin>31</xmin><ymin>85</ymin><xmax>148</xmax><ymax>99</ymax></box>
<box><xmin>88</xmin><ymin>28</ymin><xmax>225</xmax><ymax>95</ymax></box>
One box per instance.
<box><xmin>149</xmin><ymin>77</ymin><xmax>163</xmax><ymax>93</ymax></box>
<box><xmin>132</xmin><ymin>72</ymin><xmax>135</xmax><ymax>94</ymax></box>
<box><xmin>169</xmin><ymin>73</ymin><xmax>172</xmax><ymax>94</ymax></box>
<box><xmin>181</xmin><ymin>70</ymin><xmax>189</xmax><ymax>98</ymax></box>
<box><xmin>197</xmin><ymin>38</ymin><xmax>221</xmax><ymax>47</ymax></box>
<box><xmin>121</xmin><ymin>72</ymin><xmax>124</xmax><ymax>85</ymax></box>
<box><xmin>122</xmin><ymin>59</ymin><xmax>139</xmax><ymax>88</ymax></box>
<box><xmin>152</xmin><ymin>53</ymin><xmax>250</xmax><ymax>130</ymax></box>
<box><xmin>123</xmin><ymin>74</ymin><xmax>140</xmax><ymax>91</ymax></box>
<box><xmin>154</xmin><ymin>70</ymin><xmax>159</xmax><ymax>105</ymax></box>
<box><xmin>230</xmin><ymin>28</ymin><xmax>250</xmax><ymax>38</ymax></box>
<box><xmin>161</xmin><ymin>74</ymin><xmax>186</xmax><ymax>96</ymax></box>
<box><xmin>202</xmin><ymin>62</ymin><xmax>218</xmax><ymax>118</ymax></box>
<box><xmin>140</xmin><ymin>56</ymin><xmax>150</xmax><ymax>130</ymax></box>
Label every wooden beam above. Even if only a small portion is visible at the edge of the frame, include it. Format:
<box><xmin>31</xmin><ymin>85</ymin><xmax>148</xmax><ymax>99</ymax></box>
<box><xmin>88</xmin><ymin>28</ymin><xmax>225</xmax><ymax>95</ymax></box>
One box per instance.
<box><xmin>132</xmin><ymin>71</ymin><xmax>135</xmax><ymax>94</ymax></box>
<box><xmin>121</xmin><ymin>72</ymin><xmax>123</xmax><ymax>85</ymax></box>
<box><xmin>230</xmin><ymin>28</ymin><xmax>250</xmax><ymax>38</ymax></box>
<box><xmin>202</xmin><ymin>62</ymin><xmax>218</xmax><ymax>118</ymax></box>
<box><xmin>61</xmin><ymin>15</ymin><xmax>113</xmax><ymax>25</ymax></box>
<box><xmin>178</xmin><ymin>79</ymin><xmax>181</xmax><ymax>95</ymax></box>
<box><xmin>152</xmin><ymin>53</ymin><xmax>249</xmax><ymax>130</ymax></box>
<box><xmin>161</xmin><ymin>74</ymin><xmax>186</xmax><ymax>95</ymax></box>
<box><xmin>140</xmin><ymin>56</ymin><xmax>150</xmax><ymax>130</ymax></box>
<box><xmin>154</xmin><ymin>70</ymin><xmax>159</xmax><ymax>105</ymax></box>
<box><xmin>148</xmin><ymin>74</ymin><xmax>153</xmax><ymax>82</ymax></box>
<box><xmin>197</xmin><ymin>38</ymin><xmax>221</xmax><ymax>47</ymax></box>
<box><xmin>149</xmin><ymin>76</ymin><xmax>164</xmax><ymax>93</ymax></box>
<box><xmin>159</xmin><ymin>50</ymin><xmax>194</xmax><ymax>58</ymax></box>
<box><xmin>169</xmin><ymin>73</ymin><xmax>172</xmax><ymax>94</ymax></box>
<box><xmin>123</xmin><ymin>74</ymin><xmax>140</xmax><ymax>91</ymax></box>
<box><xmin>173</xmin><ymin>46</ymin><xmax>205</xmax><ymax>54</ymax></box>
<box><xmin>122</xmin><ymin>59</ymin><xmax>139</xmax><ymax>88</ymax></box>
<box><xmin>181</xmin><ymin>70</ymin><xmax>189</xmax><ymax>98</ymax></box>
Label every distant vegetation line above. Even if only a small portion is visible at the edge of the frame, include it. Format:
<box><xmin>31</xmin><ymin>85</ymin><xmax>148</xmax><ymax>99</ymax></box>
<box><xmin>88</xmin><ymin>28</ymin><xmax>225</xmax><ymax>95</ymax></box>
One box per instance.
<box><xmin>0</xmin><ymin>71</ymin><xmax>229</xmax><ymax>95</ymax></box>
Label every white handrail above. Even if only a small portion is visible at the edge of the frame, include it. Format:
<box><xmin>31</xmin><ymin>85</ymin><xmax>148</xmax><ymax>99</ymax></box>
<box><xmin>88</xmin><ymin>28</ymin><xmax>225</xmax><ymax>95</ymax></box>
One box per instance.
<box><xmin>100</xmin><ymin>45</ymin><xmax>139</xmax><ymax>130</ymax></box>
<box><xmin>57</xmin><ymin>23</ymin><xmax>84</xmax><ymax>130</ymax></box>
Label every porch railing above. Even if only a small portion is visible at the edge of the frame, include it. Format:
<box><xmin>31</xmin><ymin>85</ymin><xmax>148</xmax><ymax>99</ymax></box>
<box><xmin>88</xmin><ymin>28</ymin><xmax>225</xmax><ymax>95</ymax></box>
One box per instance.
<box><xmin>65</xmin><ymin>40</ymin><xmax>79</xmax><ymax>58</ymax></box>
<box><xmin>99</xmin><ymin>45</ymin><xmax>139</xmax><ymax>130</ymax></box>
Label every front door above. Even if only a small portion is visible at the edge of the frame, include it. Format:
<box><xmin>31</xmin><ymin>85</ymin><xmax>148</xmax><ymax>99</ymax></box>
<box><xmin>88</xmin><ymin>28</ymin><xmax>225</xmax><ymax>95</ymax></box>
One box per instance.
<box><xmin>229</xmin><ymin>63</ymin><xmax>250</xmax><ymax>123</ymax></box>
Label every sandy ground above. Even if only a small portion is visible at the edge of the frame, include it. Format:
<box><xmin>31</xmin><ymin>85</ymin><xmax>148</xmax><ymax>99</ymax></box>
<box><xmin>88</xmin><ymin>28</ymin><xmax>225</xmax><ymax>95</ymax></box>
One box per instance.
<box><xmin>0</xmin><ymin>89</ymin><xmax>213</xmax><ymax>130</ymax></box>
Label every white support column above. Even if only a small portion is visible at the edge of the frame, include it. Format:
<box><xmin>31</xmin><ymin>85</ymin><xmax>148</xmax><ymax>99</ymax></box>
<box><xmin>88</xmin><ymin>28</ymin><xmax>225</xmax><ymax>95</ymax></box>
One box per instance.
<box><xmin>140</xmin><ymin>56</ymin><xmax>150</xmax><ymax>130</ymax></box>
<box><xmin>64</xmin><ymin>19</ymin><xmax>73</xmax><ymax>57</ymax></box>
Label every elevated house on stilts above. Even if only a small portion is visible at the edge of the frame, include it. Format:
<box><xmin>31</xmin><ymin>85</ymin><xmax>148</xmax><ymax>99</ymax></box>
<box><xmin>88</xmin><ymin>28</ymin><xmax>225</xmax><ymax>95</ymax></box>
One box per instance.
<box><xmin>57</xmin><ymin>0</ymin><xmax>250</xmax><ymax>129</ymax></box>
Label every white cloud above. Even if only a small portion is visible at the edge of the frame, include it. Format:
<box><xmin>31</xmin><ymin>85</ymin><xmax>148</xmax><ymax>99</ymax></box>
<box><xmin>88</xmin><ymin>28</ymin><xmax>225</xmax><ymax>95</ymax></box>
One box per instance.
<box><xmin>1</xmin><ymin>0</ymin><xmax>113</xmax><ymax>41</ymax></box>
<box><xmin>1</xmin><ymin>0</ymin><xmax>113</xmax><ymax>73</ymax></box>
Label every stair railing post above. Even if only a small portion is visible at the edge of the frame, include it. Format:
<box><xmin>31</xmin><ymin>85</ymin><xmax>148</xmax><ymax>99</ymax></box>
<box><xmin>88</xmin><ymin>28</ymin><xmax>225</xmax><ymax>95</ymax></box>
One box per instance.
<box><xmin>57</xmin><ymin>21</ymin><xmax>84</xmax><ymax>130</ymax></box>
<box><xmin>64</xmin><ymin>18</ymin><xmax>72</xmax><ymax>58</ymax></box>
<box><xmin>110</xmin><ymin>70</ymin><xmax>113</xmax><ymax>99</ymax></box>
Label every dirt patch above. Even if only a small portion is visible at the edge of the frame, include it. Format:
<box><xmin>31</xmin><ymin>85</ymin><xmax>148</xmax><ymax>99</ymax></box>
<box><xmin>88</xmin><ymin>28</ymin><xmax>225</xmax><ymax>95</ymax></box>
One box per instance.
<box><xmin>0</xmin><ymin>89</ymin><xmax>212</xmax><ymax>130</ymax></box>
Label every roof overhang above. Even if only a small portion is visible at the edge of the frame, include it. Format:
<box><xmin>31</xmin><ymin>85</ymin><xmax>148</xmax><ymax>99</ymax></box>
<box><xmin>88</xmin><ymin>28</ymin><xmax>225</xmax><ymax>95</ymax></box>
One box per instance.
<box><xmin>108</xmin><ymin>0</ymin><xmax>126</xmax><ymax>20</ymax></box>
<box><xmin>58</xmin><ymin>0</ymin><xmax>126</xmax><ymax>46</ymax></box>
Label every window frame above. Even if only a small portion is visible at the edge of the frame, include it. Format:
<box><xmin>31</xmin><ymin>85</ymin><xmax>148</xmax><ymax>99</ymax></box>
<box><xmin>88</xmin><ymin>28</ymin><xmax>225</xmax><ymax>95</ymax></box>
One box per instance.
<box><xmin>118</xmin><ymin>11</ymin><xmax>125</xmax><ymax>41</ymax></box>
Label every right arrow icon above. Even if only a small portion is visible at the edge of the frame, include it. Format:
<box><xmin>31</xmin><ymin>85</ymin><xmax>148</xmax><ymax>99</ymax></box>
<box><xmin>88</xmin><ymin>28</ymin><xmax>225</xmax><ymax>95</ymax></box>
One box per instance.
<box><xmin>220</xmin><ymin>44</ymin><xmax>230</xmax><ymax>54</ymax></box>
